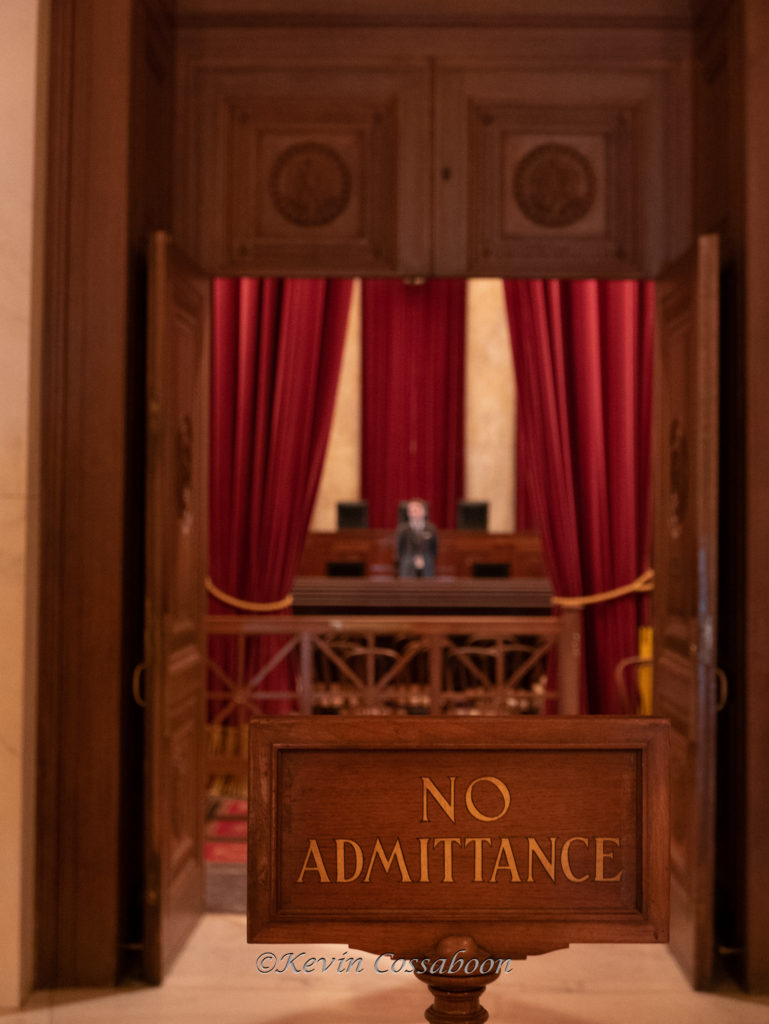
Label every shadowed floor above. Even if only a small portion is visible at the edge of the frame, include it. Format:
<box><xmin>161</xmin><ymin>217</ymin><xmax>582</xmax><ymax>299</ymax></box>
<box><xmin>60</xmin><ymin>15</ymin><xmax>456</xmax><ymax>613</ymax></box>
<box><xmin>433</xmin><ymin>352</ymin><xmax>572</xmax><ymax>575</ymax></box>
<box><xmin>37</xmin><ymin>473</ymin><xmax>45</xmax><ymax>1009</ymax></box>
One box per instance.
<box><xmin>5</xmin><ymin>914</ymin><xmax>769</xmax><ymax>1023</ymax></box>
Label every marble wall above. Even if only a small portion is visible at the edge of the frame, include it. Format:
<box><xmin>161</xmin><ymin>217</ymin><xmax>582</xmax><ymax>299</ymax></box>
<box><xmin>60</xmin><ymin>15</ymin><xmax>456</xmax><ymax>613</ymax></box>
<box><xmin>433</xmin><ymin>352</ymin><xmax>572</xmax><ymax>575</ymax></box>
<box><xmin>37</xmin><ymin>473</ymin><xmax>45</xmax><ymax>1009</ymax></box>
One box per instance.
<box><xmin>465</xmin><ymin>278</ymin><xmax>516</xmax><ymax>533</ymax></box>
<box><xmin>309</xmin><ymin>278</ymin><xmax>516</xmax><ymax>532</ymax></box>
<box><xmin>309</xmin><ymin>280</ymin><xmax>362</xmax><ymax>531</ymax></box>
<box><xmin>0</xmin><ymin>0</ymin><xmax>46</xmax><ymax>1009</ymax></box>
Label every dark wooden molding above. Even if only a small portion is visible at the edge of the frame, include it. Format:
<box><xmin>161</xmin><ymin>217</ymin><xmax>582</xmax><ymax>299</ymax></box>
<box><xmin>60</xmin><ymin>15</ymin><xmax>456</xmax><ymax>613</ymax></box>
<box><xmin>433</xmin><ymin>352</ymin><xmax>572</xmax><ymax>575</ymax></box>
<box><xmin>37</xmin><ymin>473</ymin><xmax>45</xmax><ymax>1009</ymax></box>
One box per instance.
<box><xmin>35</xmin><ymin>0</ymin><xmax>76</xmax><ymax>988</ymax></box>
<box><xmin>175</xmin><ymin>0</ymin><xmax>692</xmax><ymax>31</ymax></box>
<box><xmin>36</xmin><ymin>0</ymin><xmax>177</xmax><ymax>988</ymax></box>
<box><xmin>121</xmin><ymin>0</ymin><xmax>178</xmax><ymax>972</ymax></box>
<box><xmin>742</xmin><ymin>0</ymin><xmax>769</xmax><ymax>991</ymax></box>
<box><xmin>36</xmin><ymin>0</ymin><xmax>137</xmax><ymax>988</ymax></box>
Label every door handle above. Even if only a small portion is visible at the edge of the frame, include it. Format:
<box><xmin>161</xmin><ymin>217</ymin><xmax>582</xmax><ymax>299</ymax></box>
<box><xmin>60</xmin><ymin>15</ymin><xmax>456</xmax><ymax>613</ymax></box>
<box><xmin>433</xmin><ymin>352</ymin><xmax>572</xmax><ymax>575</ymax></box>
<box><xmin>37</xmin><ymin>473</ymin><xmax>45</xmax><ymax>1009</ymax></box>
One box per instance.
<box><xmin>715</xmin><ymin>666</ymin><xmax>728</xmax><ymax>712</ymax></box>
<box><xmin>132</xmin><ymin>661</ymin><xmax>147</xmax><ymax>708</ymax></box>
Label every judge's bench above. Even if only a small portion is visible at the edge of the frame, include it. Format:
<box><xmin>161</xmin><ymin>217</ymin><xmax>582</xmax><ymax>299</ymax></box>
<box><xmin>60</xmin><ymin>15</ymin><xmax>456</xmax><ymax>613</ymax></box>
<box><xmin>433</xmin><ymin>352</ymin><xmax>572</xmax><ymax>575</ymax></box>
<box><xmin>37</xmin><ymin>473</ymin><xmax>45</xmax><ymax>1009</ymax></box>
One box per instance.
<box><xmin>294</xmin><ymin>529</ymin><xmax>550</xmax><ymax>615</ymax></box>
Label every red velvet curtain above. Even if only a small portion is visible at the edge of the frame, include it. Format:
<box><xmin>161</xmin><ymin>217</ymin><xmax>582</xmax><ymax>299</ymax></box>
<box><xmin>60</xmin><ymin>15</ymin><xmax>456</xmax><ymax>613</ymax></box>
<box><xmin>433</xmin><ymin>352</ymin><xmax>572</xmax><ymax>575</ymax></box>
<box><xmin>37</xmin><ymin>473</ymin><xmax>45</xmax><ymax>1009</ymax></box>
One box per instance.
<box><xmin>504</xmin><ymin>279</ymin><xmax>654</xmax><ymax>713</ymax></box>
<box><xmin>361</xmin><ymin>279</ymin><xmax>465</xmax><ymax>528</ymax></box>
<box><xmin>209</xmin><ymin>277</ymin><xmax>353</xmax><ymax>712</ymax></box>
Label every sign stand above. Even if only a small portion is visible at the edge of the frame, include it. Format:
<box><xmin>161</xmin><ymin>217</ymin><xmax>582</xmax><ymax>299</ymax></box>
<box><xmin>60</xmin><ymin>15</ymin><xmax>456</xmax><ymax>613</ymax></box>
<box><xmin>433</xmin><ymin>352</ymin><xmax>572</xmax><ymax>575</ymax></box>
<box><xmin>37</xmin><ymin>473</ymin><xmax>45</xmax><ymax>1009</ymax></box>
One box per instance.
<box><xmin>248</xmin><ymin>716</ymin><xmax>669</xmax><ymax>1024</ymax></box>
<box><xmin>413</xmin><ymin>936</ymin><xmax>502</xmax><ymax>1024</ymax></box>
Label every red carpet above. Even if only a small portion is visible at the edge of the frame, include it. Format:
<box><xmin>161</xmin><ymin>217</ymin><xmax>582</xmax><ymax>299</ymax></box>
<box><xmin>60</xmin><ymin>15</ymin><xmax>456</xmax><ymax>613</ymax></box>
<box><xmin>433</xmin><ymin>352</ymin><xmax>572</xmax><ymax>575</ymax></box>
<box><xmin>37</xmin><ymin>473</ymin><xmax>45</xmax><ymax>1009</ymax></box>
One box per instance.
<box><xmin>205</xmin><ymin>797</ymin><xmax>247</xmax><ymax>864</ymax></box>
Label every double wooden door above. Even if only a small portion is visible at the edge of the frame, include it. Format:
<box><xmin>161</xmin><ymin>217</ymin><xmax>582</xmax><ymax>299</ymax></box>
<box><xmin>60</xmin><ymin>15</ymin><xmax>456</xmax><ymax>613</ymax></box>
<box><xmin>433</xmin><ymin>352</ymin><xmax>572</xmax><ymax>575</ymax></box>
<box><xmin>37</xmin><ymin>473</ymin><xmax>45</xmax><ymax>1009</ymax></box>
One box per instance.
<box><xmin>141</xmin><ymin>232</ymin><xmax>722</xmax><ymax>989</ymax></box>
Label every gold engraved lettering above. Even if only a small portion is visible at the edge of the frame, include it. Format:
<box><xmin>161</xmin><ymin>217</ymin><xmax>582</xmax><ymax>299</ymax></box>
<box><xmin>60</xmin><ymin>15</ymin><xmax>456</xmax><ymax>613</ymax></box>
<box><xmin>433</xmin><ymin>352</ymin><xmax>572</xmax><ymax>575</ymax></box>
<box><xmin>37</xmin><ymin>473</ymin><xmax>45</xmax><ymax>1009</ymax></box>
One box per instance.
<box><xmin>595</xmin><ymin>837</ymin><xmax>623</xmax><ymax>882</ymax></box>
<box><xmin>297</xmin><ymin>839</ymin><xmax>330</xmax><ymax>883</ymax></box>
<box><xmin>336</xmin><ymin>839</ymin><xmax>363</xmax><ymax>883</ymax></box>
<box><xmin>560</xmin><ymin>836</ymin><xmax>590</xmax><ymax>882</ymax></box>
<box><xmin>421</xmin><ymin>777</ymin><xmax>456</xmax><ymax>822</ymax></box>
<box><xmin>528</xmin><ymin>838</ymin><xmax>557</xmax><ymax>882</ymax></box>
<box><xmin>433</xmin><ymin>837</ymin><xmax>463</xmax><ymax>882</ymax></box>
<box><xmin>465</xmin><ymin>776</ymin><xmax>511</xmax><ymax>822</ymax></box>
<box><xmin>464</xmin><ymin>837</ymin><xmax>493</xmax><ymax>881</ymax></box>
<box><xmin>296</xmin><ymin>834</ymin><xmax>625</xmax><ymax>885</ymax></box>
<box><xmin>489</xmin><ymin>837</ymin><xmax>522</xmax><ymax>882</ymax></box>
<box><xmin>419</xmin><ymin>837</ymin><xmax>430</xmax><ymax>882</ymax></box>
<box><xmin>363</xmin><ymin>838</ymin><xmax>412</xmax><ymax>883</ymax></box>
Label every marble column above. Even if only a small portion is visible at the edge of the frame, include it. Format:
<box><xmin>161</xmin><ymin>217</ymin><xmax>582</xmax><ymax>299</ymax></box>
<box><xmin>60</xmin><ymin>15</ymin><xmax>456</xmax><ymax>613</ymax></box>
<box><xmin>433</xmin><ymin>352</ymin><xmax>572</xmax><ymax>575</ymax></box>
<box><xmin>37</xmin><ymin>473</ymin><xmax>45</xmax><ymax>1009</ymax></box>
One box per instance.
<box><xmin>0</xmin><ymin>0</ymin><xmax>47</xmax><ymax>1009</ymax></box>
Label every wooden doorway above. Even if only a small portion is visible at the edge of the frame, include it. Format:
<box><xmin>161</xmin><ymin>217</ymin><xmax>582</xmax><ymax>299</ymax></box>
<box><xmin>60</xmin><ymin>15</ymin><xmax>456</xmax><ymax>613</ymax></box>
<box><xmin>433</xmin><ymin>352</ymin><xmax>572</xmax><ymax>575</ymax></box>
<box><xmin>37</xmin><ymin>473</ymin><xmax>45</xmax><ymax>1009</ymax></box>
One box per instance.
<box><xmin>652</xmin><ymin>235</ymin><xmax>720</xmax><ymax>989</ymax></box>
<box><xmin>143</xmin><ymin>233</ymin><xmax>211</xmax><ymax>981</ymax></box>
<box><xmin>38</xmin><ymin>0</ymin><xmax>769</xmax><ymax>996</ymax></box>
<box><xmin>162</xmin><ymin>253</ymin><xmax>721</xmax><ymax>993</ymax></box>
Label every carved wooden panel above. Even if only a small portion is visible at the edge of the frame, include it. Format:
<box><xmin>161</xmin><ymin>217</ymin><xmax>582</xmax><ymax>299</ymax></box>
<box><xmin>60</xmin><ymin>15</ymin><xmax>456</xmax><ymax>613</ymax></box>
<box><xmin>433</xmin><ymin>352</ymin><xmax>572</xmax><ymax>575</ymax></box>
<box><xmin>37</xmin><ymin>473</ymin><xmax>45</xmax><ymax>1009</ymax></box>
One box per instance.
<box><xmin>653</xmin><ymin>650</ymin><xmax>694</xmax><ymax>880</ymax></box>
<box><xmin>175</xmin><ymin>27</ymin><xmax>690</xmax><ymax>277</ymax></box>
<box><xmin>176</xmin><ymin>0</ymin><xmax>694</xmax><ymax>27</ymax></box>
<box><xmin>167</xmin><ymin>700</ymin><xmax>202</xmax><ymax>874</ymax></box>
<box><xmin>175</xmin><ymin>33</ymin><xmax>431</xmax><ymax>274</ymax></box>
<box><xmin>435</xmin><ymin>55</ymin><xmax>691</xmax><ymax>277</ymax></box>
<box><xmin>131</xmin><ymin>0</ymin><xmax>175</xmax><ymax>240</ymax></box>
<box><xmin>144</xmin><ymin>234</ymin><xmax>210</xmax><ymax>982</ymax></box>
<box><xmin>652</xmin><ymin>236</ymin><xmax>719</xmax><ymax>989</ymax></box>
<box><xmin>692</xmin><ymin>0</ymin><xmax>739</xmax><ymax>254</ymax></box>
<box><xmin>470</xmin><ymin>104</ymin><xmax>636</xmax><ymax>274</ymax></box>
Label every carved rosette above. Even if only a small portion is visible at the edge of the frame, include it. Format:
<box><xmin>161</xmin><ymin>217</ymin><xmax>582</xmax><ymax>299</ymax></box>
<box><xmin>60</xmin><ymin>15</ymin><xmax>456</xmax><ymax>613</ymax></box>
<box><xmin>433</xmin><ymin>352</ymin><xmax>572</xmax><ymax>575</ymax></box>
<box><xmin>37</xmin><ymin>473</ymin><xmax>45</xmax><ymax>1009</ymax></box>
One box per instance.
<box><xmin>269</xmin><ymin>141</ymin><xmax>352</xmax><ymax>227</ymax></box>
<box><xmin>513</xmin><ymin>143</ymin><xmax>596</xmax><ymax>228</ymax></box>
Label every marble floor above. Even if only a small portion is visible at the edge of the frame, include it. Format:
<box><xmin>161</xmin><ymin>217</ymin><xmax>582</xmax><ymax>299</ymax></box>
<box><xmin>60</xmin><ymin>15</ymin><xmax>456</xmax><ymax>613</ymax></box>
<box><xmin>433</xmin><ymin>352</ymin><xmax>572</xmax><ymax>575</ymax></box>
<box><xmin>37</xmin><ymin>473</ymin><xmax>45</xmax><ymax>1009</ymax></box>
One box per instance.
<box><xmin>4</xmin><ymin>914</ymin><xmax>769</xmax><ymax>1024</ymax></box>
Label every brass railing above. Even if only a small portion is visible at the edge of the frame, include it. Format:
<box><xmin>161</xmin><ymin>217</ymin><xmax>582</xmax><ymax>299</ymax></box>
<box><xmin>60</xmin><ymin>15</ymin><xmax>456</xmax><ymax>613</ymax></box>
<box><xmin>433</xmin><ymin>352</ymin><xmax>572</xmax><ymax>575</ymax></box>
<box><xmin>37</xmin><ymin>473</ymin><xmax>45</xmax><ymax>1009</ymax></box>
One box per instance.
<box><xmin>205</xmin><ymin>612</ymin><xmax>582</xmax><ymax>783</ymax></box>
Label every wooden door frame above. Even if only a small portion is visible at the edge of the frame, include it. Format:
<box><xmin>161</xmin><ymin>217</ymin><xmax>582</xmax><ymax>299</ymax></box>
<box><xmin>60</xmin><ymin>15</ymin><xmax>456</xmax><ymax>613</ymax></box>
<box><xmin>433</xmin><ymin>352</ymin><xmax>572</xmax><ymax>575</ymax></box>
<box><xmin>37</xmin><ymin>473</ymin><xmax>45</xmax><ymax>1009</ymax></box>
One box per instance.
<box><xmin>34</xmin><ymin>0</ymin><xmax>769</xmax><ymax>992</ymax></box>
<box><xmin>35</xmin><ymin>0</ymin><xmax>175</xmax><ymax>987</ymax></box>
<box><xmin>35</xmin><ymin>0</ymin><xmax>135</xmax><ymax>987</ymax></box>
<box><xmin>741</xmin><ymin>0</ymin><xmax>769</xmax><ymax>991</ymax></box>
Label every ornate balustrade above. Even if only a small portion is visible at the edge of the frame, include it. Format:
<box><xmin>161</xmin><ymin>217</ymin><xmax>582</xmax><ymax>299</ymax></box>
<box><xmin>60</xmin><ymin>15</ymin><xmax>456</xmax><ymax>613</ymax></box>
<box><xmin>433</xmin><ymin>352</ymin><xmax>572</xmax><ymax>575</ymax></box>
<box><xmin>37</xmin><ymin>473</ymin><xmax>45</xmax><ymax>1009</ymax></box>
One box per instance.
<box><xmin>205</xmin><ymin>612</ymin><xmax>582</xmax><ymax>784</ymax></box>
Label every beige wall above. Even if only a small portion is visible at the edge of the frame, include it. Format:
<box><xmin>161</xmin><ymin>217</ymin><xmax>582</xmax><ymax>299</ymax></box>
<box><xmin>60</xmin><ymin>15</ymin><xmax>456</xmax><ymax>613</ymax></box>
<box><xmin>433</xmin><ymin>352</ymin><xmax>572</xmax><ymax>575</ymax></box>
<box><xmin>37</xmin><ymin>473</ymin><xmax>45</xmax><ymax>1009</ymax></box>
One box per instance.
<box><xmin>310</xmin><ymin>278</ymin><xmax>516</xmax><ymax>532</ymax></box>
<box><xmin>464</xmin><ymin>278</ymin><xmax>516</xmax><ymax>533</ymax></box>
<box><xmin>309</xmin><ymin>280</ymin><xmax>362</xmax><ymax>531</ymax></box>
<box><xmin>0</xmin><ymin>0</ymin><xmax>46</xmax><ymax>1009</ymax></box>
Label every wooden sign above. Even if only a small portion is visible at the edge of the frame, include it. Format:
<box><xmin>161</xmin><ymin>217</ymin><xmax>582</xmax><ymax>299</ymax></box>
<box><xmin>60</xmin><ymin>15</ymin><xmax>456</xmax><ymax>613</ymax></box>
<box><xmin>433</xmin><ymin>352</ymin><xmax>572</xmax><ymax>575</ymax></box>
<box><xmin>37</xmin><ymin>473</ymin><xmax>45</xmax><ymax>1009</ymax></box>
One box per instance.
<box><xmin>248</xmin><ymin>716</ymin><xmax>669</xmax><ymax>961</ymax></box>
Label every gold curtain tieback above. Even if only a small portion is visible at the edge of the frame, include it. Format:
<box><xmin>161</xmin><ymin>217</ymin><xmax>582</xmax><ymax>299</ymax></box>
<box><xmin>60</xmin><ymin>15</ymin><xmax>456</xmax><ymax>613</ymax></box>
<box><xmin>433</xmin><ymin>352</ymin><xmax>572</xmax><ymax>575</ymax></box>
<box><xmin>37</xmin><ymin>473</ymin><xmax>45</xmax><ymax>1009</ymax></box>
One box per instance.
<box><xmin>551</xmin><ymin>568</ymin><xmax>655</xmax><ymax>611</ymax></box>
<box><xmin>205</xmin><ymin>575</ymin><xmax>294</xmax><ymax>612</ymax></box>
